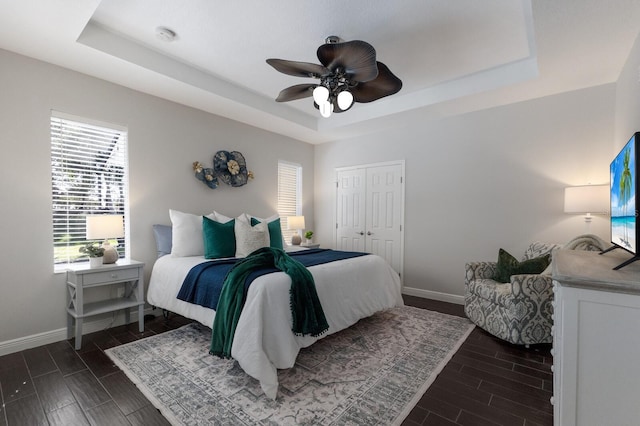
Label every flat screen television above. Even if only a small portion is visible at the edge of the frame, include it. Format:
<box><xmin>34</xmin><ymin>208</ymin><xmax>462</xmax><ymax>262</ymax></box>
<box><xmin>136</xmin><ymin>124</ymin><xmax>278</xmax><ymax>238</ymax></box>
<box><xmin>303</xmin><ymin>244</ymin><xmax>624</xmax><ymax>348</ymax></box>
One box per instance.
<box><xmin>602</xmin><ymin>132</ymin><xmax>639</xmax><ymax>269</ymax></box>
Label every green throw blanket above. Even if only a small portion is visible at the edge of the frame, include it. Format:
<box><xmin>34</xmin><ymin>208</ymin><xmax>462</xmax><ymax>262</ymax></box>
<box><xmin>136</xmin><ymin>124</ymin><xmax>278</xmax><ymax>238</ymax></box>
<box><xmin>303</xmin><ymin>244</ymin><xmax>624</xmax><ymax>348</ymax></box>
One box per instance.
<box><xmin>210</xmin><ymin>247</ymin><xmax>329</xmax><ymax>358</ymax></box>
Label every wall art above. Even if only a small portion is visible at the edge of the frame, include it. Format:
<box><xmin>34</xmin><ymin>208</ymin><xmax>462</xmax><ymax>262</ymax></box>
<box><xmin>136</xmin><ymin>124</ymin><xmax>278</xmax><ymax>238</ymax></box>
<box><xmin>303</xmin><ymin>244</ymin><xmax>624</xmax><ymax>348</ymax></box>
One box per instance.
<box><xmin>193</xmin><ymin>150</ymin><xmax>254</xmax><ymax>189</ymax></box>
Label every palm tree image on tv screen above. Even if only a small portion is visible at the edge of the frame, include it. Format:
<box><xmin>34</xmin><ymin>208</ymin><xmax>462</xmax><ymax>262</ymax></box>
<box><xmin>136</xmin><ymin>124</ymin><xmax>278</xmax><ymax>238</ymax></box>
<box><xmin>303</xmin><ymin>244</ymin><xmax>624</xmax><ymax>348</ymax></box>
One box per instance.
<box><xmin>611</xmin><ymin>138</ymin><xmax>636</xmax><ymax>253</ymax></box>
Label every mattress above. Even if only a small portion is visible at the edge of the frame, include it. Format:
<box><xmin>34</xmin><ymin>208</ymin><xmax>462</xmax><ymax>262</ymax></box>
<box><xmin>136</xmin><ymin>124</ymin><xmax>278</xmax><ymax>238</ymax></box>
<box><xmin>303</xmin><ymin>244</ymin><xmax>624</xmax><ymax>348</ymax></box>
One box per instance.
<box><xmin>147</xmin><ymin>249</ymin><xmax>404</xmax><ymax>399</ymax></box>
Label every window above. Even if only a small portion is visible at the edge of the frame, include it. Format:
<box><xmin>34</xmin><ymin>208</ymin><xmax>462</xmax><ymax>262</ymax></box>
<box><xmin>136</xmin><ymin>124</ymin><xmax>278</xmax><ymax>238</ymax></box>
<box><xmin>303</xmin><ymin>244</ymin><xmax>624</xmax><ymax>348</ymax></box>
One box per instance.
<box><xmin>51</xmin><ymin>113</ymin><xmax>129</xmax><ymax>266</ymax></box>
<box><xmin>277</xmin><ymin>161</ymin><xmax>302</xmax><ymax>243</ymax></box>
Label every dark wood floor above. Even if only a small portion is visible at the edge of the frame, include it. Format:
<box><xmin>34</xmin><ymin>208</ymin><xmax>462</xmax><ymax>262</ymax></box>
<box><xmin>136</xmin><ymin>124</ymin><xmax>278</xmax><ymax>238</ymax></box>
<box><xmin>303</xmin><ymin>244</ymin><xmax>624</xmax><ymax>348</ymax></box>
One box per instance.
<box><xmin>0</xmin><ymin>296</ymin><xmax>552</xmax><ymax>425</ymax></box>
<box><xmin>401</xmin><ymin>296</ymin><xmax>553</xmax><ymax>426</ymax></box>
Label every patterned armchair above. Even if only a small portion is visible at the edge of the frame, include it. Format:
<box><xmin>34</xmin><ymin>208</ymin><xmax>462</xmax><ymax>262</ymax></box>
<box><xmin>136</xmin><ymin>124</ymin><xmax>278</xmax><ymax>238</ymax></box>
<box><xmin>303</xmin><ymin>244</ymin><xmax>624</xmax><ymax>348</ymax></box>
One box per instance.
<box><xmin>464</xmin><ymin>236</ymin><xmax>609</xmax><ymax>345</ymax></box>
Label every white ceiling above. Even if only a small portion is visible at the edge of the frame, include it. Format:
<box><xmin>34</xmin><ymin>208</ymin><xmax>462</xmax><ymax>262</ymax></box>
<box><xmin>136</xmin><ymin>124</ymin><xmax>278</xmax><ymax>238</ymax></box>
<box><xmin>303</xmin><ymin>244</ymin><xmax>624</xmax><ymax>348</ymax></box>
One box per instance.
<box><xmin>1</xmin><ymin>0</ymin><xmax>639</xmax><ymax>144</ymax></box>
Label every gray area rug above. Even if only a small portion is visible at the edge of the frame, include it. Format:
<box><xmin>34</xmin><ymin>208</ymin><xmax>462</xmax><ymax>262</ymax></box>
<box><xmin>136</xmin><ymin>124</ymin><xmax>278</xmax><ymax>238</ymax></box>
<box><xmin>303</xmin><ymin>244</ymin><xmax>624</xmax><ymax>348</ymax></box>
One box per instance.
<box><xmin>106</xmin><ymin>306</ymin><xmax>474</xmax><ymax>425</ymax></box>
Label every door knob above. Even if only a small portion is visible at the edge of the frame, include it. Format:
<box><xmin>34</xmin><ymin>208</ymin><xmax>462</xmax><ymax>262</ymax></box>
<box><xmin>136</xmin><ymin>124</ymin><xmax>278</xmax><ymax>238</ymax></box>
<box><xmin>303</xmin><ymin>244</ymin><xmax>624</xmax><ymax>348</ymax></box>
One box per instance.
<box><xmin>357</xmin><ymin>231</ymin><xmax>364</xmax><ymax>235</ymax></box>
<box><xmin>367</xmin><ymin>231</ymin><xmax>373</xmax><ymax>236</ymax></box>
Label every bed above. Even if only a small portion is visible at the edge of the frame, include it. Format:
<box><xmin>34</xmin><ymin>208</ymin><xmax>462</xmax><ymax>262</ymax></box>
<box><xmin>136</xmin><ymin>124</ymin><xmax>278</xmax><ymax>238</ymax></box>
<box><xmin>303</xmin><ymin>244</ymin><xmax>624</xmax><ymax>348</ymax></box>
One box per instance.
<box><xmin>146</xmin><ymin>213</ymin><xmax>404</xmax><ymax>399</ymax></box>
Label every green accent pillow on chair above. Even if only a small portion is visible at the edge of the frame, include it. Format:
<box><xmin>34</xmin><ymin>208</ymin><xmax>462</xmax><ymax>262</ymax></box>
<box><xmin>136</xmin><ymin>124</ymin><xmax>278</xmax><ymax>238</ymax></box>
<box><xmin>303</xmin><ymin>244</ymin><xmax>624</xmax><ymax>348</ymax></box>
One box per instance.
<box><xmin>493</xmin><ymin>248</ymin><xmax>551</xmax><ymax>283</ymax></box>
<box><xmin>203</xmin><ymin>216</ymin><xmax>236</xmax><ymax>259</ymax></box>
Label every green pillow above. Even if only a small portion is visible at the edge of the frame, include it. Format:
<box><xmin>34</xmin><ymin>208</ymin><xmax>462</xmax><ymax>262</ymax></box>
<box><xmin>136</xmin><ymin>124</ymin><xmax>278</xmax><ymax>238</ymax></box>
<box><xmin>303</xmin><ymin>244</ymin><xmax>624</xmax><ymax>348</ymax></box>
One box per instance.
<box><xmin>493</xmin><ymin>248</ymin><xmax>551</xmax><ymax>283</ymax></box>
<box><xmin>250</xmin><ymin>217</ymin><xmax>283</xmax><ymax>250</ymax></box>
<box><xmin>202</xmin><ymin>216</ymin><xmax>236</xmax><ymax>259</ymax></box>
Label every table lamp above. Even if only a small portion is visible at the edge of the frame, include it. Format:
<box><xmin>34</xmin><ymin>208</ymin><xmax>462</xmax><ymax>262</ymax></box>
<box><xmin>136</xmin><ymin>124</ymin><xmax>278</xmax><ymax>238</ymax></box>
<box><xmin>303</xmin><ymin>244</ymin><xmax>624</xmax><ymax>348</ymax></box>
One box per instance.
<box><xmin>564</xmin><ymin>184</ymin><xmax>609</xmax><ymax>231</ymax></box>
<box><xmin>287</xmin><ymin>215</ymin><xmax>305</xmax><ymax>245</ymax></box>
<box><xmin>86</xmin><ymin>214</ymin><xmax>124</xmax><ymax>264</ymax></box>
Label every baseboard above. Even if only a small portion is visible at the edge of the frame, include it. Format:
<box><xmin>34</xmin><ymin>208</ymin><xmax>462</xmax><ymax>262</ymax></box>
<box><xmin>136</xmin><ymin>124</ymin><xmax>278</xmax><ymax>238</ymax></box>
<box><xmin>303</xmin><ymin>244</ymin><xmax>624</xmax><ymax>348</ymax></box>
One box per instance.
<box><xmin>0</xmin><ymin>307</ymin><xmax>162</xmax><ymax>356</ymax></box>
<box><xmin>402</xmin><ymin>286</ymin><xmax>465</xmax><ymax>305</ymax></box>
<box><xmin>0</xmin><ymin>292</ymin><xmax>463</xmax><ymax>356</ymax></box>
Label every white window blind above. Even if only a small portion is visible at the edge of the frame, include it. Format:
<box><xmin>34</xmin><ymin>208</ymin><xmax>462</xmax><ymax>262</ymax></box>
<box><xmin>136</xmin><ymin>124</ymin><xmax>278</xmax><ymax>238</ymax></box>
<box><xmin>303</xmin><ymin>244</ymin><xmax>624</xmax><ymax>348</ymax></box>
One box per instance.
<box><xmin>51</xmin><ymin>114</ymin><xmax>129</xmax><ymax>265</ymax></box>
<box><xmin>277</xmin><ymin>161</ymin><xmax>302</xmax><ymax>243</ymax></box>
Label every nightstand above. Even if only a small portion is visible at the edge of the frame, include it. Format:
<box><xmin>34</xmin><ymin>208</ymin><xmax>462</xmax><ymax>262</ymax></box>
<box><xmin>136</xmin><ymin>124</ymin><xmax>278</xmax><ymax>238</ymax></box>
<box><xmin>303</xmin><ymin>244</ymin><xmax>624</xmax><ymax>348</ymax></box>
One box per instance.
<box><xmin>300</xmin><ymin>243</ymin><xmax>320</xmax><ymax>249</ymax></box>
<box><xmin>66</xmin><ymin>259</ymin><xmax>145</xmax><ymax>350</ymax></box>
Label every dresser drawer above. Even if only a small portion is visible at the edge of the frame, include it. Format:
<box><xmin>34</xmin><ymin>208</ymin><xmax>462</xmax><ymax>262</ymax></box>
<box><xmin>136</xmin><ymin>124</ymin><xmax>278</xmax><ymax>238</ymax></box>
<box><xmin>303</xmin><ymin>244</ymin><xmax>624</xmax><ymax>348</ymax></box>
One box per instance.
<box><xmin>81</xmin><ymin>267</ymin><xmax>140</xmax><ymax>285</ymax></box>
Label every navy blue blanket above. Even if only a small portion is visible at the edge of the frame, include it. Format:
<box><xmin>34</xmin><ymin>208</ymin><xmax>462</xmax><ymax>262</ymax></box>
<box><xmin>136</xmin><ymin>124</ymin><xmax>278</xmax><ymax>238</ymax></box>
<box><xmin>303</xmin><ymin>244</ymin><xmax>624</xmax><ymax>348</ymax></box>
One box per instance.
<box><xmin>177</xmin><ymin>249</ymin><xmax>368</xmax><ymax>310</ymax></box>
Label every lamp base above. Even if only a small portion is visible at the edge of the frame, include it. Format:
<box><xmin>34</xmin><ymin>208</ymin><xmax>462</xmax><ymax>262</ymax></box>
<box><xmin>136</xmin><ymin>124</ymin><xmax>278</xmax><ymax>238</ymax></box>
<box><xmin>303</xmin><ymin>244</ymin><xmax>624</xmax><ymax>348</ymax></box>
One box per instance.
<box><xmin>102</xmin><ymin>241</ymin><xmax>119</xmax><ymax>264</ymax></box>
<box><xmin>291</xmin><ymin>235</ymin><xmax>301</xmax><ymax>246</ymax></box>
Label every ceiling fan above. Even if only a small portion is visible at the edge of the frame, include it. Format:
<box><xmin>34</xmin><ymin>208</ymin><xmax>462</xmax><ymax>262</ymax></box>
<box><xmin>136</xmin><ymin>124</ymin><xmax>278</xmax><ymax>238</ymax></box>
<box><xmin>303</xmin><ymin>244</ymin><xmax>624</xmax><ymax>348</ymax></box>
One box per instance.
<box><xmin>266</xmin><ymin>36</ymin><xmax>402</xmax><ymax>118</ymax></box>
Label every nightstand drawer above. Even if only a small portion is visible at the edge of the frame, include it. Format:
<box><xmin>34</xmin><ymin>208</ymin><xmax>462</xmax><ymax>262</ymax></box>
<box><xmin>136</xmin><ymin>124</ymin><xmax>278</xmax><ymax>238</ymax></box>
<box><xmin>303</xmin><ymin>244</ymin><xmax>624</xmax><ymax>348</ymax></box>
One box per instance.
<box><xmin>82</xmin><ymin>267</ymin><xmax>140</xmax><ymax>285</ymax></box>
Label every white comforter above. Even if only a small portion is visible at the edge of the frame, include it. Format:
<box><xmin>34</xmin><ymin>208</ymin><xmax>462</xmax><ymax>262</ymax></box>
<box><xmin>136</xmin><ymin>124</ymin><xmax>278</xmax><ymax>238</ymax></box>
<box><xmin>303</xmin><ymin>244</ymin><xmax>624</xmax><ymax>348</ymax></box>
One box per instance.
<box><xmin>147</xmin><ymin>250</ymin><xmax>404</xmax><ymax>399</ymax></box>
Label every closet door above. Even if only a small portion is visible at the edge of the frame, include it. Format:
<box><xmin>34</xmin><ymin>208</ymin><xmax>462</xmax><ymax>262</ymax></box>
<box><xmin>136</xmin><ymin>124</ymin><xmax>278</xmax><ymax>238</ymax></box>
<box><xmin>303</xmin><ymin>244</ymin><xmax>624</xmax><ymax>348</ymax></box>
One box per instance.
<box><xmin>365</xmin><ymin>164</ymin><xmax>403</xmax><ymax>274</ymax></box>
<box><xmin>335</xmin><ymin>162</ymin><xmax>404</xmax><ymax>276</ymax></box>
<box><xmin>336</xmin><ymin>168</ymin><xmax>366</xmax><ymax>252</ymax></box>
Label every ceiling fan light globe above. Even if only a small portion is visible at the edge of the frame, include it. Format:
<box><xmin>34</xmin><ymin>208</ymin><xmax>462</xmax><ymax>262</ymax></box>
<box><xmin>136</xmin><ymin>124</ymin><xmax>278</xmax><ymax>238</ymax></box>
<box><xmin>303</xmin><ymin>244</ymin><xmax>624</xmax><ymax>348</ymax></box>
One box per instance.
<box><xmin>312</xmin><ymin>86</ymin><xmax>329</xmax><ymax>104</ymax></box>
<box><xmin>337</xmin><ymin>90</ymin><xmax>354</xmax><ymax>110</ymax></box>
<box><xmin>319</xmin><ymin>101</ymin><xmax>333</xmax><ymax>118</ymax></box>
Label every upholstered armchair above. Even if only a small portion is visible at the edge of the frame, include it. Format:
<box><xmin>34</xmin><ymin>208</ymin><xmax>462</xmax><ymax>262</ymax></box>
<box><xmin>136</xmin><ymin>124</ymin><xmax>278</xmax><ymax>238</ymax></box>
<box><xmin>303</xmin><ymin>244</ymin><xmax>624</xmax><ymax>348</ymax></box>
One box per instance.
<box><xmin>464</xmin><ymin>236</ymin><xmax>609</xmax><ymax>346</ymax></box>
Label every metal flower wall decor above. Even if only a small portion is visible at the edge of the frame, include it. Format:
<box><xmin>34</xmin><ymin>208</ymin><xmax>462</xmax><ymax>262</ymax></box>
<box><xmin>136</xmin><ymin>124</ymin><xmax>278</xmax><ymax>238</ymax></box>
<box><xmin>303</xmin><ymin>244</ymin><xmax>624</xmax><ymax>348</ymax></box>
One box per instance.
<box><xmin>193</xmin><ymin>150</ymin><xmax>254</xmax><ymax>189</ymax></box>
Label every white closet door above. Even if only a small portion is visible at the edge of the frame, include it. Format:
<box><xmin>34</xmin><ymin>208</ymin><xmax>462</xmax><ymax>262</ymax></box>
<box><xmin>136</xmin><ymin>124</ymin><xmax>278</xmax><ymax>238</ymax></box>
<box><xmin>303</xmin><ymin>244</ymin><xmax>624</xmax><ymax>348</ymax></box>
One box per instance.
<box><xmin>365</xmin><ymin>164</ymin><xmax>403</xmax><ymax>274</ymax></box>
<box><xmin>336</xmin><ymin>168</ymin><xmax>366</xmax><ymax>252</ymax></box>
<box><xmin>335</xmin><ymin>162</ymin><xmax>404</xmax><ymax>276</ymax></box>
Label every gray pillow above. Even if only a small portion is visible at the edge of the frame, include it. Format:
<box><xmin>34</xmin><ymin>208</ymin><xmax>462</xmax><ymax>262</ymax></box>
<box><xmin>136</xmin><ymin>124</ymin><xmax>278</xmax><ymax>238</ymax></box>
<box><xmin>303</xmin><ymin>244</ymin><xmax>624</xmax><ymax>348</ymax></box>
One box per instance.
<box><xmin>152</xmin><ymin>224</ymin><xmax>172</xmax><ymax>258</ymax></box>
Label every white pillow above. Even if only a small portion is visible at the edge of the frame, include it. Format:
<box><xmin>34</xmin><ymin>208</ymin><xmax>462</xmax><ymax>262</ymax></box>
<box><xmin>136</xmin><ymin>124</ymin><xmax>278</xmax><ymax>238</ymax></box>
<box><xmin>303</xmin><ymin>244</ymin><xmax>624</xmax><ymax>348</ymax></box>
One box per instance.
<box><xmin>243</xmin><ymin>213</ymin><xmax>279</xmax><ymax>223</ymax></box>
<box><xmin>241</xmin><ymin>213</ymin><xmax>286</xmax><ymax>247</ymax></box>
<box><xmin>169</xmin><ymin>209</ymin><xmax>215</xmax><ymax>257</ymax></box>
<box><xmin>235</xmin><ymin>212</ymin><xmax>250</xmax><ymax>224</ymax></box>
<box><xmin>214</xmin><ymin>211</ymin><xmax>234</xmax><ymax>224</ymax></box>
<box><xmin>234</xmin><ymin>219</ymin><xmax>269</xmax><ymax>258</ymax></box>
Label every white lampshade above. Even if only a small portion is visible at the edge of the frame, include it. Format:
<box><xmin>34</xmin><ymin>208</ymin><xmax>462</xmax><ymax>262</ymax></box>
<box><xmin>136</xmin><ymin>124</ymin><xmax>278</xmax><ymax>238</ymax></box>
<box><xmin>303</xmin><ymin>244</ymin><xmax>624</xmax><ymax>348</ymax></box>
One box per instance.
<box><xmin>312</xmin><ymin>86</ymin><xmax>329</xmax><ymax>104</ymax></box>
<box><xmin>337</xmin><ymin>90</ymin><xmax>354</xmax><ymax>110</ymax></box>
<box><xmin>564</xmin><ymin>185</ymin><xmax>609</xmax><ymax>215</ymax></box>
<box><xmin>287</xmin><ymin>215</ymin><xmax>305</xmax><ymax>230</ymax></box>
<box><xmin>86</xmin><ymin>215</ymin><xmax>124</xmax><ymax>240</ymax></box>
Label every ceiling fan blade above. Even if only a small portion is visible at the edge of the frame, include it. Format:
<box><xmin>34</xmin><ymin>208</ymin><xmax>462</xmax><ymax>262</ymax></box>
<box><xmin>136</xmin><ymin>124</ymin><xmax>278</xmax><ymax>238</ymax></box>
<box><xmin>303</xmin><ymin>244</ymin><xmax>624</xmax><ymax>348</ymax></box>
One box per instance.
<box><xmin>317</xmin><ymin>40</ymin><xmax>378</xmax><ymax>82</ymax></box>
<box><xmin>266</xmin><ymin>59</ymin><xmax>330</xmax><ymax>78</ymax></box>
<box><xmin>275</xmin><ymin>84</ymin><xmax>317</xmax><ymax>102</ymax></box>
<box><xmin>351</xmin><ymin>62</ymin><xmax>403</xmax><ymax>103</ymax></box>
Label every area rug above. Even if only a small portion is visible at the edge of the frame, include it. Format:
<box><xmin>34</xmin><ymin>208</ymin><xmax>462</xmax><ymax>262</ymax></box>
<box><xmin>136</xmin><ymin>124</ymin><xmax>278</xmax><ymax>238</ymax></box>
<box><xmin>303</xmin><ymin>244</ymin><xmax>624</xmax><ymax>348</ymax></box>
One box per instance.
<box><xmin>106</xmin><ymin>306</ymin><xmax>474</xmax><ymax>425</ymax></box>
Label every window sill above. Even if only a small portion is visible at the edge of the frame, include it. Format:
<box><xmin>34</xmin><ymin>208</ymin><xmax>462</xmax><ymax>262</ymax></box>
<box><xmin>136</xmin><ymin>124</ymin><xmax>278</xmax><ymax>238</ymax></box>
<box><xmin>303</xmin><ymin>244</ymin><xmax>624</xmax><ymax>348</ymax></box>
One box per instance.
<box><xmin>54</xmin><ymin>262</ymin><xmax>90</xmax><ymax>274</ymax></box>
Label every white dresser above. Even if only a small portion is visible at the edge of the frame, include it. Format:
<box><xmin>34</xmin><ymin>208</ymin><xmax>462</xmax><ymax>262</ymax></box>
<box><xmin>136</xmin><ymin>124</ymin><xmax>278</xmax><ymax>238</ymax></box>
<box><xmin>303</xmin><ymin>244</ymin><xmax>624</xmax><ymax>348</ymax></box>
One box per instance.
<box><xmin>552</xmin><ymin>249</ymin><xmax>640</xmax><ymax>426</ymax></box>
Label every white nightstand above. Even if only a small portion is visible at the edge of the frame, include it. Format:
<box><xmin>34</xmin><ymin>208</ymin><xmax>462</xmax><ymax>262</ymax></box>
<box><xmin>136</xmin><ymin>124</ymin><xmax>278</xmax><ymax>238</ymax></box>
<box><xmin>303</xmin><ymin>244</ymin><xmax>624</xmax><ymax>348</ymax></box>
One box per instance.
<box><xmin>66</xmin><ymin>259</ymin><xmax>145</xmax><ymax>350</ymax></box>
<box><xmin>300</xmin><ymin>243</ymin><xmax>320</xmax><ymax>249</ymax></box>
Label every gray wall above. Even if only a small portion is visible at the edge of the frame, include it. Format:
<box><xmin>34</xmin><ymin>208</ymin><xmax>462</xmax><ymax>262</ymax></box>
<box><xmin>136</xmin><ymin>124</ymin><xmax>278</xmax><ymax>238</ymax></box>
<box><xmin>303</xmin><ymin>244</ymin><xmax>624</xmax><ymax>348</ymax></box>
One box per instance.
<box><xmin>314</xmin><ymin>85</ymin><xmax>615</xmax><ymax>301</ymax></box>
<box><xmin>615</xmin><ymin>31</ymin><xmax>640</xmax><ymax>148</ymax></box>
<box><xmin>0</xmin><ymin>49</ymin><xmax>314</xmax><ymax>346</ymax></box>
<box><xmin>0</xmin><ymin>33</ymin><xmax>634</xmax><ymax>348</ymax></box>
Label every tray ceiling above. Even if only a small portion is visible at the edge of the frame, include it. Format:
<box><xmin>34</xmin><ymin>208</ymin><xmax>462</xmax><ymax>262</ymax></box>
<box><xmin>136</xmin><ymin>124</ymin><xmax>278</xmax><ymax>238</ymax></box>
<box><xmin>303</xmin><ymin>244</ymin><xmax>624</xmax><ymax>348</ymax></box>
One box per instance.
<box><xmin>0</xmin><ymin>0</ymin><xmax>639</xmax><ymax>143</ymax></box>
